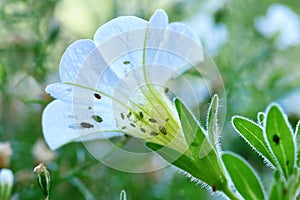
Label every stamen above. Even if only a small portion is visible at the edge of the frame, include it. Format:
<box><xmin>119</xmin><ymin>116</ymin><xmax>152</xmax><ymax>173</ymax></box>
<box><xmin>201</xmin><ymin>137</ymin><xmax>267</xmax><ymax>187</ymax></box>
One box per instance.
<box><xmin>120</xmin><ymin>113</ymin><xmax>125</xmax><ymax>120</ymax></box>
<box><xmin>130</xmin><ymin>123</ymin><xmax>136</xmax><ymax>127</ymax></box>
<box><xmin>159</xmin><ymin>126</ymin><xmax>167</xmax><ymax>135</ymax></box>
<box><xmin>150</xmin><ymin>131</ymin><xmax>158</xmax><ymax>136</ymax></box>
<box><xmin>140</xmin><ymin>128</ymin><xmax>146</xmax><ymax>133</ymax></box>
<box><xmin>139</xmin><ymin>111</ymin><xmax>144</xmax><ymax>119</ymax></box>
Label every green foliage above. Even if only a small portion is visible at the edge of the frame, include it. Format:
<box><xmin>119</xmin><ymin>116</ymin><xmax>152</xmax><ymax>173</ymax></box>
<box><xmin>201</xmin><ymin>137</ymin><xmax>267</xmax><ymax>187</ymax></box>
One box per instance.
<box><xmin>222</xmin><ymin>152</ymin><xmax>265</xmax><ymax>200</ymax></box>
<box><xmin>232</xmin><ymin>104</ymin><xmax>300</xmax><ymax>199</ymax></box>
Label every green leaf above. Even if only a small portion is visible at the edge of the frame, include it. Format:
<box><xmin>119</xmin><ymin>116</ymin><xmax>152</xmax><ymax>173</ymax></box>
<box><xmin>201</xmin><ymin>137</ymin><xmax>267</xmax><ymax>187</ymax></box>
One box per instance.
<box><xmin>146</xmin><ymin>142</ymin><xmax>229</xmax><ymax>194</ymax></box>
<box><xmin>206</xmin><ymin>95</ymin><xmax>219</xmax><ymax>150</ymax></box>
<box><xmin>222</xmin><ymin>152</ymin><xmax>265</xmax><ymax>200</ymax></box>
<box><xmin>174</xmin><ymin>98</ymin><xmax>210</xmax><ymax>159</ymax></box>
<box><xmin>232</xmin><ymin>116</ymin><xmax>276</xmax><ymax>166</ymax></box>
<box><xmin>296</xmin><ymin>121</ymin><xmax>300</xmax><ymax>166</ymax></box>
<box><xmin>120</xmin><ymin>190</ymin><xmax>127</xmax><ymax>200</ymax></box>
<box><xmin>265</xmin><ymin>104</ymin><xmax>295</xmax><ymax>178</ymax></box>
<box><xmin>145</xmin><ymin>142</ymin><xmax>200</xmax><ymax>177</ymax></box>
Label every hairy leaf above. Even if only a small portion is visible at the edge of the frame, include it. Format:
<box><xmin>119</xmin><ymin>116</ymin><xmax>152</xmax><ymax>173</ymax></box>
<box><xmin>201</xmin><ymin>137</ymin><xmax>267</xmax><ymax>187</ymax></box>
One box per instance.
<box><xmin>232</xmin><ymin>116</ymin><xmax>276</xmax><ymax>166</ymax></box>
<box><xmin>265</xmin><ymin>104</ymin><xmax>295</xmax><ymax>178</ymax></box>
<box><xmin>222</xmin><ymin>152</ymin><xmax>265</xmax><ymax>200</ymax></box>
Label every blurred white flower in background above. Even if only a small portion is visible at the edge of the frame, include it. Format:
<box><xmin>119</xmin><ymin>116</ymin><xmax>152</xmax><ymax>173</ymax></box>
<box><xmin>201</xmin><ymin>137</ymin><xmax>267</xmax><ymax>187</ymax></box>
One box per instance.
<box><xmin>186</xmin><ymin>0</ymin><xmax>228</xmax><ymax>56</ymax></box>
<box><xmin>255</xmin><ymin>3</ymin><xmax>300</xmax><ymax>49</ymax></box>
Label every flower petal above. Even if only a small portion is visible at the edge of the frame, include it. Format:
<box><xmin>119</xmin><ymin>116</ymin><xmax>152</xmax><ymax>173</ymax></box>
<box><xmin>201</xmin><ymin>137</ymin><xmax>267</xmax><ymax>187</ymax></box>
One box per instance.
<box><xmin>42</xmin><ymin>100</ymin><xmax>121</xmax><ymax>150</ymax></box>
<box><xmin>59</xmin><ymin>39</ymin><xmax>96</xmax><ymax>82</ymax></box>
<box><xmin>149</xmin><ymin>9</ymin><xmax>168</xmax><ymax>28</ymax></box>
<box><xmin>93</xmin><ymin>16</ymin><xmax>148</xmax><ymax>46</ymax></box>
<box><xmin>168</xmin><ymin>22</ymin><xmax>200</xmax><ymax>45</ymax></box>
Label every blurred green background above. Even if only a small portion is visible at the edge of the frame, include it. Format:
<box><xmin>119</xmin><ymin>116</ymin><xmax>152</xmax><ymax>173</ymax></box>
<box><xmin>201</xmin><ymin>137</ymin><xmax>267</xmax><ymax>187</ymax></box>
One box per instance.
<box><xmin>1</xmin><ymin>0</ymin><xmax>300</xmax><ymax>199</ymax></box>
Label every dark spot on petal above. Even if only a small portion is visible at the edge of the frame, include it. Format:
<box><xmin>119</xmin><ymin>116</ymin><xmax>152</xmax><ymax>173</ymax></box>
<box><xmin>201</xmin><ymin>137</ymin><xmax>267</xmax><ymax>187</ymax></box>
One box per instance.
<box><xmin>139</xmin><ymin>111</ymin><xmax>144</xmax><ymax>119</ymax></box>
<box><xmin>149</xmin><ymin>118</ymin><xmax>157</xmax><ymax>123</ymax></box>
<box><xmin>94</xmin><ymin>93</ymin><xmax>101</xmax><ymax>99</ymax></box>
<box><xmin>164</xmin><ymin>87</ymin><xmax>169</xmax><ymax>93</ymax></box>
<box><xmin>88</xmin><ymin>106</ymin><xmax>92</xmax><ymax>110</ymax></box>
<box><xmin>121</xmin><ymin>126</ymin><xmax>126</xmax><ymax>130</ymax></box>
<box><xmin>123</xmin><ymin>60</ymin><xmax>130</xmax><ymax>65</ymax></box>
<box><xmin>150</xmin><ymin>131</ymin><xmax>158</xmax><ymax>136</ymax></box>
<box><xmin>120</xmin><ymin>113</ymin><xmax>125</xmax><ymax>120</ymax></box>
<box><xmin>273</xmin><ymin>134</ymin><xmax>280</xmax><ymax>145</ymax></box>
<box><xmin>130</xmin><ymin>123</ymin><xmax>136</xmax><ymax>127</ymax></box>
<box><xmin>165</xmin><ymin>118</ymin><xmax>169</xmax><ymax>122</ymax></box>
<box><xmin>127</xmin><ymin>112</ymin><xmax>132</xmax><ymax>118</ymax></box>
<box><xmin>80</xmin><ymin>122</ymin><xmax>94</xmax><ymax>128</ymax></box>
<box><xmin>191</xmin><ymin>142</ymin><xmax>198</xmax><ymax>147</ymax></box>
<box><xmin>92</xmin><ymin>115</ymin><xmax>103</xmax><ymax>123</ymax></box>
<box><xmin>286</xmin><ymin>160</ymin><xmax>289</xmax><ymax>166</ymax></box>
<box><xmin>283</xmin><ymin>188</ymin><xmax>288</xmax><ymax>195</ymax></box>
<box><xmin>212</xmin><ymin>185</ymin><xmax>216</xmax><ymax>192</ymax></box>
<box><xmin>140</xmin><ymin>128</ymin><xmax>146</xmax><ymax>133</ymax></box>
<box><xmin>159</xmin><ymin>126</ymin><xmax>167</xmax><ymax>135</ymax></box>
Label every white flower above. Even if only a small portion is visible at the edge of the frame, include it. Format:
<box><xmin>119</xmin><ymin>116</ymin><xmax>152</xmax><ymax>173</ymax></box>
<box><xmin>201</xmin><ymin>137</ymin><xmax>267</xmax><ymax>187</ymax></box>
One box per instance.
<box><xmin>0</xmin><ymin>168</ymin><xmax>14</xmax><ymax>200</ymax></box>
<box><xmin>255</xmin><ymin>3</ymin><xmax>300</xmax><ymax>49</ymax></box>
<box><xmin>42</xmin><ymin>9</ymin><xmax>204</xmax><ymax>156</ymax></box>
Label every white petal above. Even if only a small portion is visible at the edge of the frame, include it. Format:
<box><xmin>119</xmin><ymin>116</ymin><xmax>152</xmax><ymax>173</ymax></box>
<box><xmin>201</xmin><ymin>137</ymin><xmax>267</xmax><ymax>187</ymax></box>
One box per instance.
<box><xmin>93</xmin><ymin>16</ymin><xmax>148</xmax><ymax>46</ymax></box>
<box><xmin>168</xmin><ymin>22</ymin><xmax>200</xmax><ymax>45</ymax></box>
<box><xmin>149</xmin><ymin>9</ymin><xmax>168</xmax><ymax>28</ymax></box>
<box><xmin>42</xmin><ymin>100</ymin><xmax>121</xmax><ymax>150</ymax></box>
<box><xmin>59</xmin><ymin>39</ymin><xmax>96</xmax><ymax>82</ymax></box>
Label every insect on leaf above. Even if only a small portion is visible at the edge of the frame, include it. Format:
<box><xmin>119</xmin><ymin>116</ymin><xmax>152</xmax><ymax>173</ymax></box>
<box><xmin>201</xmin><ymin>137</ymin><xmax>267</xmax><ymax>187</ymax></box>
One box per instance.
<box><xmin>265</xmin><ymin>104</ymin><xmax>295</xmax><ymax>178</ymax></box>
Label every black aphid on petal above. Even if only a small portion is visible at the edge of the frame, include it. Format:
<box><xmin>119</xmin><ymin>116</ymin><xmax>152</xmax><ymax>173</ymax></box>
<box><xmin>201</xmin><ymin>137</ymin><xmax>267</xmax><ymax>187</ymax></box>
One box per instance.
<box><xmin>123</xmin><ymin>61</ymin><xmax>130</xmax><ymax>65</ymax></box>
<box><xmin>92</xmin><ymin>115</ymin><xmax>103</xmax><ymax>123</ymax></box>
<box><xmin>149</xmin><ymin>118</ymin><xmax>157</xmax><ymax>123</ymax></box>
<box><xmin>94</xmin><ymin>93</ymin><xmax>101</xmax><ymax>99</ymax></box>
<box><xmin>80</xmin><ymin>122</ymin><xmax>94</xmax><ymax>128</ymax></box>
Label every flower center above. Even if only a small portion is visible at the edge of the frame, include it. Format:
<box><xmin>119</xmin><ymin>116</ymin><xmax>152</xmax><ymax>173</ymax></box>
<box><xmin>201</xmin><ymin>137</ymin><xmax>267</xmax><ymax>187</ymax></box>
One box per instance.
<box><xmin>114</xmin><ymin>84</ymin><xmax>189</xmax><ymax>154</ymax></box>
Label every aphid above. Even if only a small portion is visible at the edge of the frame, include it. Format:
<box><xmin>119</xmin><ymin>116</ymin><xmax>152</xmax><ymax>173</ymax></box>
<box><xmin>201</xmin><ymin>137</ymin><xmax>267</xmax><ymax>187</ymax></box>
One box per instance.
<box><xmin>121</xmin><ymin>126</ymin><xmax>127</xmax><ymax>130</ymax></box>
<box><xmin>127</xmin><ymin>112</ymin><xmax>132</xmax><ymax>118</ymax></box>
<box><xmin>94</xmin><ymin>93</ymin><xmax>101</xmax><ymax>99</ymax></box>
<box><xmin>273</xmin><ymin>134</ymin><xmax>280</xmax><ymax>145</ymax></box>
<box><xmin>149</xmin><ymin>118</ymin><xmax>157</xmax><ymax>123</ymax></box>
<box><xmin>150</xmin><ymin>131</ymin><xmax>158</xmax><ymax>136</ymax></box>
<box><xmin>164</xmin><ymin>87</ymin><xmax>169</xmax><ymax>93</ymax></box>
<box><xmin>80</xmin><ymin>122</ymin><xmax>94</xmax><ymax>128</ymax></box>
<box><xmin>92</xmin><ymin>115</ymin><xmax>103</xmax><ymax>123</ymax></box>
<box><xmin>123</xmin><ymin>60</ymin><xmax>130</xmax><ymax>65</ymax></box>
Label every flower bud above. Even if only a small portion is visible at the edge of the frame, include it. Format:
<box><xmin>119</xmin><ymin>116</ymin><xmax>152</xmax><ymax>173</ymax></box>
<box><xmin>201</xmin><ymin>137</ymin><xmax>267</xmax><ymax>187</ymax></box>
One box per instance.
<box><xmin>0</xmin><ymin>142</ymin><xmax>12</xmax><ymax>168</ymax></box>
<box><xmin>33</xmin><ymin>163</ymin><xmax>50</xmax><ymax>198</ymax></box>
<box><xmin>0</xmin><ymin>168</ymin><xmax>14</xmax><ymax>200</ymax></box>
